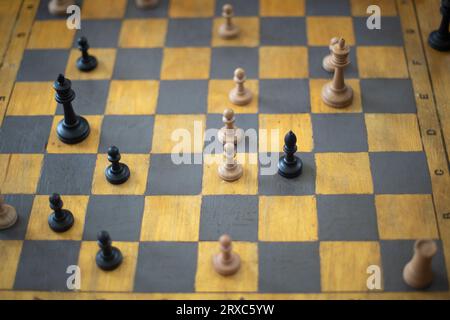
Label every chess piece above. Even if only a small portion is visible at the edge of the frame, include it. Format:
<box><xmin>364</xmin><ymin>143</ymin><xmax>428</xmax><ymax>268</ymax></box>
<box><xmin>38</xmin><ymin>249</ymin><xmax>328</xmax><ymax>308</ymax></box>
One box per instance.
<box><xmin>76</xmin><ymin>37</ymin><xmax>98</xmax><ymax>72</ymax></box>
<box><xmin>229</xmin><ymin>68</ymin><xmax>253</xmax><ymax>106</ymax></box>
<box><xmin>48</xmin><ymin>0</ymin><xmax>75</xmax><ymax>16</ymax></box>
<box><xmin>48</xmin><ymin>193</ymin><xmax>74</xmax><ymax>233</ymax></box>
<box><xmin>218</xmin><ymin>142</ymin><xmax>243</xmax><ymax>181</ymax></box>
<box><xmin>403</xmin><ymin>239</ymin><xmax>438</xmax><ymax>289</ymax></box>
<box><xmin>96</xmin><ymin>231</ymin><xmax>123</xmax><ymax>271</ymax></box>
<box><xmin>218</xmin><ymin>4</ymin><xmax>240</xmax><ymax>39</ymax></box>
<box><xmin>218</xmin><ymin>108</ymin><xmax>243</xmax><ymax>145</ymax></box>
<box><xmin>428</xmin><ymin>0</ymin><xmax>450</xmax><ymax>51</ymax></box>
<box><xmin>135</xmin><ymin>0</ymin><xmax>160</xmax><ymax>9</ymax></box>
<box><xmin>212</xmin><ymin>234</ymin><xmax>241</xmax><ymax>276</ymax></box>
<box><xmin>53</xmin><ymin>74</ymin><xmax>90</xmax><ymax>144</ymax></box>
<box><xmin>278</xmin><ymin>131</ymin><xmax>303</xmax><ymax>179</ymax></box>
<box><xmin>105</xmin><ymin>146</ymin><xmax>130</xmax><ymax>185</ymax></box>
<box><xmin>321</xmin><ymin>38</ymin><xmax>353</xmax><ymax>108</ymax></box>
<box><xmin>322</xmin><ymin>37</ymin><xmax>340</xmax><ymax>72</ymax></box>
<box><xmin>0</xmin><ymin>193</ymin><xmax>18</xmax><ymax>230</ymax></box>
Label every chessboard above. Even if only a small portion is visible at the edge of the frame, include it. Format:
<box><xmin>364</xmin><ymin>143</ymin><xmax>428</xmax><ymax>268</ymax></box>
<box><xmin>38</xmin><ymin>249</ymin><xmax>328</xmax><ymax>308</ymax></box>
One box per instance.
<box><xmin>0</xmin><ymin>0</ymin><xmax>449</xmax><ymax>300</ymax></box>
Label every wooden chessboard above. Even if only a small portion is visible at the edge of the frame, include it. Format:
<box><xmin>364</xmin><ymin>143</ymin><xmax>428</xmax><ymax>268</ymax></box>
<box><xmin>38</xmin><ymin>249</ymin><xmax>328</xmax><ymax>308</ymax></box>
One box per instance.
<box><xmin>0</xmin><ymin>0</ymin><xmax>449</xmax><ymax>300</ymax></box>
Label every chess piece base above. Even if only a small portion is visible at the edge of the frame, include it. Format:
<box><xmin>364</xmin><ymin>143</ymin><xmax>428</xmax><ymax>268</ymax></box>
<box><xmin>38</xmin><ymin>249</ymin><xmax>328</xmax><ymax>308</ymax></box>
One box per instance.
<box><xmin>0</xmin><ymin>204</ymin><xmax>18</xmax><ymax>230</ymax></box>
<box><xmin>218</xmin><ymin>24</ymin><xmax>240</xmax><ymax>39</ymax></box>
<box><xmin>403</xmin><ymin>262</ymin><xmax>433</xmax><ymax>289</ymax></box>
<box><xmin>218</xmin><ymin>127</ymin><xmax>243</xmax><ymax>144</ymax></box>
<box><xmin>218</xmin><ymin>164</ymin><xmax>243</xmax><ymax>182</ymax></box>
<box><xmin>135</xmin><ymin>0</ymin><xmax>160</xmax><ymax>9</ymax></box>
<box><xmin>96</xmin><ymin>248</ymin><xmax>123</xmax><ymax>271</ymax></box>
<box><xmin>213</xmin><ymin>253</ymin><xmax>241</xmax><ymax>276</ymax></box>
<box><xmin>278</xmin><ymin>156</ymin><xmax>303</xmax><ymax>179</ymax></box>
<box><xmin>76</xmin><ymin>56</ymin><xmax>98</xmax><ymax>72</ymax></box>
<box><xmin>428</xmin><ymin>30</ymin><xmax>450</xmax><ymax>51</ymax></box>
<box><xmin>105</xmin><ymin>163</ymin><xmax>130</xmax><ymax>185</ymax></box>
<box><xmin>48</xmin><ymin>0</ymin><xmax>73</xmax><ymax>16</ymax></box>
<box><xmin>322</xmin><ymin>54</ymin><xmax>335</xmax><ymax>73</ymax></box>
<box><xmin>321</xmin><ymin>82</ymin><xmax>353</xmax><ymax>108</ymax></box>
<box><xmin>229</xmin><ymin>88</ymin><xmax>252</xmax><ymax>106</ymax></box>
<box><xmin>48</xmin><ymin>209</ymin><xmax>74</xmax><ymax>233</ymax></box>
<box><xmin>57</xmin><ymin>116</ymin><xmax>90</xmax><ymax>144</ymax></box>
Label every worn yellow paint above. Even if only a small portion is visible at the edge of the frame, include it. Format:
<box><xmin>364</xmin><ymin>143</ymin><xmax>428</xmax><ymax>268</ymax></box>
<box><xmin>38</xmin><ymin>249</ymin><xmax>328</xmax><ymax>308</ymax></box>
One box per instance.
<box><xmin>259</xmin><ymin>46</ymin><xmax>308</xmax><ymax>79</ymax></box>
<box><xmin>161</xmin><ymin>48</ymin><xmax>211</xmax><ymax>80</ymax></box>
<box><xmin>106</xmin><ymin>80</ymin><xmax>159</xmax><ymax>115</ymax></box>
<box><xmin>27</xmin><ymin>20</ymin><xmax>75</xmax><ymax>49</ymax></box>
<box><xmin>140</xmin><ymin>196</ymin><xmax>201</xmax><ymax>241</ymax></box>
<box><xmin>119</xmin><ymin>19</ymin><xmax>168</xmax><ymax>48</ymax></box>
<box><xmin>0</xmin><ymin>240</ymin><xmax>23</xmax><ymax>289</ymax></box>
<box><xmin>357</xmin><ymin>46</ymin><xmax>409</xmax><ymax>78</ymax></box>
<box><xmin>81</xmin><ymin>0</ymin><xmax>127</xmax><ymax>19</ymax></box>
<box><xmin>259</xmin><ymin>196</ymin><xmax>318</xmax><ymax>241</ymax></box>
<box><xmin>65</xmin><ymin>48</ymin><xmax>117</xmax><ymax>80</ymax></box>
<box><xmin>260</xmin><ymin>0</ymin><xmax>305</xmax><ymax>17</ymax></box>
<box><xmin>169</xmin><ymin>0</ymin><xmax>215</xmax><ymax>17</ymax></box>
<box><xmin>1</xmin><ymin>154</ymin><xmax>43</xmax><ymax>194</ymax></box>
<box><xmin>7</xmin><ymin>82</ymin><xmax>56</xmax><ymax>116</ymax></box>
<box><xmin>306</xmin><ymin>17</ymin><xmax>355</xmax><ymax>46</ymax></box>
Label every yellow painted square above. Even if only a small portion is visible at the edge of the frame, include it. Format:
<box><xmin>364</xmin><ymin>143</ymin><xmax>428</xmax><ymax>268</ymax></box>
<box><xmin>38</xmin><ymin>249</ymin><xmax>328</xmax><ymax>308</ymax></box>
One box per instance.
<box><xmin>119</xmin><ymin>19</ymin><xmax>168</xmax><ymax>48</ymax></box>
<box><xmin>212</xmin><ymin>17</ymin><xmax>259</xmax><ymax>47</ymax></box>
<box><xmin>259</xmin><ymin>196</ymin><xmax>318</xmax><ymax>241</ymax></box>
<box><xmin>310</xmin><ymin>79</ymin><xmax>362</xmax><ymax>113</ymax></box>
<box><xmin>208</xmin><ymin>80</ymin><xmax>258</xmax><ymax>114</ymax></box>
<box><xmin>365</xmin><ymin>114</ymin><xmax>423</xmax><ymax>152</ymax></box>
<box><xmin>316</xmin><ymin>153</ymin><xmax>373</xmax><ymax>194</ymax></box>
<box><xmin>260</xmin><ymin>0</ymin><xmax>305</xmax><ymax>16</ymax></box>
<box><xmin>0</xmin><ymin>154</ymin><xmax>9</xmax><ymax>185</ymax></box>
<box><xmin>27</xmin><ymin>21</ymin><xmax>75</xmax><ymax>49</ymax></box>
<box><xmin>202</xmin><ymin>153</ymin><xmax>258</xmax><ymax>195</ymax></box>
<box><xmin>65</xmin><ymin>48</ymin><xmax>116</xmax><ymax>80</ymax></box>
<box><xmin>259</xmin><ymin>47</ymin><xmax>308</xmax><ymax>79</ymax></box>
<box><xmin>46</xmin><ymin>116</ymin><xmax>101</xmax><ymax>154</ymax></box>
<box><xmin>82</xmin><ymin>0</ymin><xmax>127</xmax><ymax>19</ymax></box>
<box><xmin>350</xmin><ymin>0</ymin><xmax>397</xmax><ymax>16</ymax></box>
<box><xmin>1</xmin><ymin>154</ymin><xmax>43</xmax><ymax>194</ymax></box>
<box><xmin>320</xmin><ymin>241</ymin><xmax>382</xmax><ymax>292</ymax></box>
<box><xmin>7</xmin><ymin>82</ymin><xmax>56</xmax><ymax>116</ymax></box>
<box><xmin>161</xmin><ymin>48</ymin><xmax>211</xmax><ymax>80</ymax></box>
<box><xmin>78</xmin><ymin>241</ymin><xmax>138</xmax><ymax>292</ymax></box>
<box><xmin>26</xmin><ymin>195</ymin><xmax>89</xmax><ymax>240</ymax></box>
<box><xmin>91</xmin><ymin>154</ymin><xmax>150</xmax><ymax>195</ymax></box>
<box><xmin>258</xmin><ymin>114</ymin><xmax>313</xmax><ymax>152</ymax></box>
<box><xmin>140</xmin><ymin>196</ymin><xmax>201</xmax><ymax>241</ymax></box>
<box><xmin>357</xmin><ymin>46</ymin><xmax>408</xmax><ymax>78</ymax></box>
<box><xmin>152</xmin><ymin>114</ymin><xmax>205</xmax><ymax>154</ymax></box>
<box><xmin>375</xmin><ymin>194</ymin><xmax>439</xmax><ymax>240</ymax></box>
<box><xmin>169</xmin><ymin>0</ymin><xmax>215</xmax><ymax>17</ymax></box>
<box><xmin>195</xmin><ymin>241</ymin><xmax>258</xmax><ymax>292</ymax></box>
<box><xmin>306</xmin><ymin>17</ymin><xmax>355</xmax><ymax>46</ymax></box>
<box><xmin>0</xmin><ymin>241</ymin><xmax>23</xmax><ymax>289</ymax></box>
<box><xmin>105</xmin><ymin>80</ymin><xmax>159</xmax><ymax>115</ymax></box>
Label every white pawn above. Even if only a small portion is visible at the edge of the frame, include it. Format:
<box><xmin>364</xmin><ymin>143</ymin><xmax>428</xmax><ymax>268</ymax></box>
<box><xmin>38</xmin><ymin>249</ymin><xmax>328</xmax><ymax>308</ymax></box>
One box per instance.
<box><xmin>229</xmin><ymin>68</ymin><xmax>253</xmax><ymax>106</ymax></box>
<box><xmin>135</xmin><ymin>0</ymin><xmax>160</xmax><ymax>9</ymax></box>
<box><xmin>212</xmin><ymin>234</ymin><xmax>241</xmax><ymax>276</ymax></box>
<box><xmin>218</xmin><ymin>108</ymin><xmax>243</xmax><ymax>145</ymax></box>
<box><xmin>322</xmin><ymin>37</ymin><xmax>340</xmax><ymax>73</ymax></box>
<box><xmin>218</xmin><ymin>4</ymin><xmax>240</xmax><ymax>39</ymax></box>
<box><xmin>48</xmin><ymin>0</ymin><xmax>75</xmax><ymax>16</ymax></box>
<box><xmin>0</xmin><ymin>192</ymin><xmax>18</xmax><ymax>230</ymax></box>
<box><xmin>218</xmin><ymin>142</ymin><xmax>243</xmax><ymax>182</ymax></box>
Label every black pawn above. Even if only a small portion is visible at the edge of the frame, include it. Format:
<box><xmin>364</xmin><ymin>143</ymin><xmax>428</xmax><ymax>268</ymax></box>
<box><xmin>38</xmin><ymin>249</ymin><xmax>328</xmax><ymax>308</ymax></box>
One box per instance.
<box><xmin>48</xmin><ymin>193</ymin><xmax>74</xmax><ymax>233</ymax></box>
<box><xmin>429</xmin><ymin>0</ymin><xmax>450</xmax><ymax>51</ymax></box>
<box><xmin>96</xmin><ymin>231</ymin><xmax>123</xmax><ymax>271</ymax></box>
<box><xmin>77</xmin><ymin>37</ymin><xmax>98</xmax><ymax>71</ymax></box>
<box><xmin>278</xmin><ymin>131</ymin><xmax>303</xmax><ymax>179</ymax></box>
<box><xmin>54</xmin><ymin>74</ymin><xmax>90</xmax><ymax>144</ymax></box>
<box><xmin>105</xmin><ymin>146</ymin><xmax>130</xmax><ymax>185</ymax></box>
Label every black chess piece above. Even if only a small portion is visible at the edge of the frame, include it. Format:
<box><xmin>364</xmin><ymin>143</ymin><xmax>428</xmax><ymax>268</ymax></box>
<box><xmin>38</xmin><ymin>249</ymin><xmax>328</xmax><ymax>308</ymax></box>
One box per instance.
<box><xmin>96</xmin><ymin>231</ymin><xmax>123</xmax><ymax>271</ymax></box>
<box><xmin>53</xmin><ymin>74</ymin><xmax>90</xmax><ymax>144</ymax></box>
<box><xmin>105</xmin><ymin>146</ymin><xmax>130</xmax><ymax>185</ymax></box>
<box><xmin>48</xmin><ymin>193</ymin><xmax>74</xmax><ymax>232</ymax></box>
<box><xmin>429</xmin><ymin>0</ymin><xmax>450</xmax><ymax>51</ymax></box>
<box><xmin>278</xmin><ymin>131</ymin><xmax>303</xmax><ymax>179</ymax></box>
<box><xmin>76</xmin><ymin>36</ymin><xmax>98</xmax><ymax>71</ymax></box>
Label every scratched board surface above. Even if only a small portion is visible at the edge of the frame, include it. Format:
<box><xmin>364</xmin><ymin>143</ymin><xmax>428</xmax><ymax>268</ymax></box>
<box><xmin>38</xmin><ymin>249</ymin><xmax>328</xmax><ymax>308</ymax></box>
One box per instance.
<box><xmin>0</xmin><ymin>0</ymin><xmax>449</xmax><ymax>299</ymax></box>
